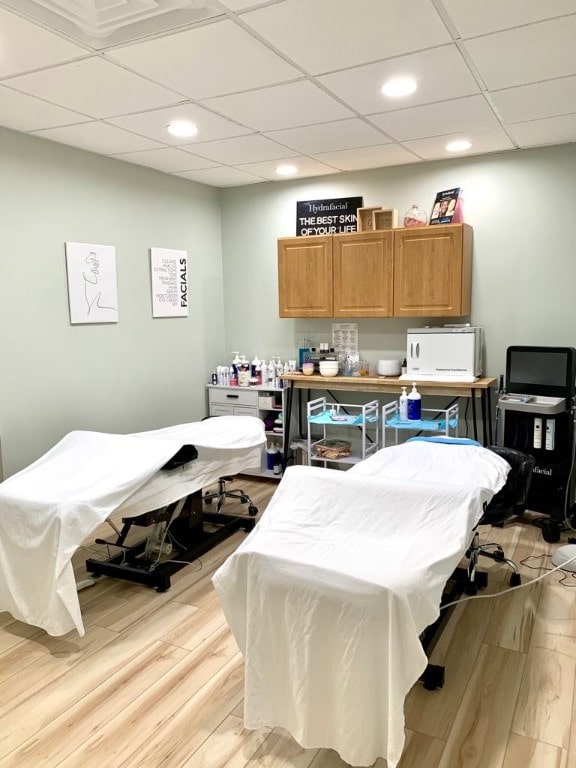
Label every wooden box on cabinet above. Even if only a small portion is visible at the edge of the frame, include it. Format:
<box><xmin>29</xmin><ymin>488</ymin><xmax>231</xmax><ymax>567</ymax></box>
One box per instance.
<box><xmin>393</xmin><ymin>223</ymin><xmax>472</xmax><ymax>317</ymax></box>
<box><xmin>373</xmin><ymin>209</ymin><xmax>398</xmax><ymax>230</ymax></box>
<box><xmin>356</xmin><ymin>207</ymin><xmax>382</xmax><ymax>231</ymax></box>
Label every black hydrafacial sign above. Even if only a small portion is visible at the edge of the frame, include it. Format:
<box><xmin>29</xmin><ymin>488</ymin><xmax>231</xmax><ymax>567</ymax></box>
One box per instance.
<box><xmin>296</xmin><ymin>196</ymin><xmax>363</xmax><ymax>236</ymax></box>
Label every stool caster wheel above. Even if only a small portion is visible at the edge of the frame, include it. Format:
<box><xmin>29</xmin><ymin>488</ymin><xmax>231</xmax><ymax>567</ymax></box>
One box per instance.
<box><xmin>542</xmin><ymin>523</ymin><xmax>561</xmax><ymax>544</ymax></box>
<box><xmin>248</xmin><ymin>505</ymin><xmax>258</xmax><ymax>517</ymax></box>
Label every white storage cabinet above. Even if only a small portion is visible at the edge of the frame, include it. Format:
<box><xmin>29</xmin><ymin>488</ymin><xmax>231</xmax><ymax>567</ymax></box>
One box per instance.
<box><xmin>307</xmin><ymin>397</ymin><xmax>380</xmax><ymax>467</ymax></box>
<box><xmin>207</xmin><ymin>384</ymin><xmax>285</xmax><ymax>478</ymax></box>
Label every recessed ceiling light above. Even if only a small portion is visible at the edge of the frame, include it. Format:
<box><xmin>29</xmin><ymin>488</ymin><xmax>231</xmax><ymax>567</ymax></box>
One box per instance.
<box><xmin>276</xmin><ymin>164</ymin><xmax>298</xmax><ymax>177</ymax></box>
<box><xmin>446</xmin><ymin>139</ymin><xmax>472</xmax><ymax>153</ymax></box>
<box><xmin>167</xmin><ymin>120</ymin><xmax>198</xmax><ymax>138</ymax></box>
<box><xmin>381</xmin><ymin>77</ymin><xmax>417</xmax><ymax>98</ymax></box>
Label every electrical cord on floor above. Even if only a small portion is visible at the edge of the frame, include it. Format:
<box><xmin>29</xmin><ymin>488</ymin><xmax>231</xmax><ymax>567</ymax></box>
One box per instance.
<box><xmin>441</xmin><ymin>550</ymin><xmax>576</xmax><ymax>610</ymax></box>
<box><xmin>519</xmin><ymin>553</ymin><xmax>576</xmax><ymax>587</ymax></box>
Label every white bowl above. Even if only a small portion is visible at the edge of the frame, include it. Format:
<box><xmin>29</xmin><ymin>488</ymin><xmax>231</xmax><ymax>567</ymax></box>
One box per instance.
<box><xmin>377</xmin><ymin>359</ymin><xmax>401</xmax><ymax>376</ymax></box>
<box><xmin>319</xmin><ymin>361</ymin><xmax>339</xmax><ymax>377</ymax></box>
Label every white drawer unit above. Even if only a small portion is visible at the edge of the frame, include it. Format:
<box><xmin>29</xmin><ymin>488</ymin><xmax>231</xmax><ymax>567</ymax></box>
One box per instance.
<box><xmin>207</xmin><ymin>384</ymin><xmax>285</xmax><ymax>478</ymax></box>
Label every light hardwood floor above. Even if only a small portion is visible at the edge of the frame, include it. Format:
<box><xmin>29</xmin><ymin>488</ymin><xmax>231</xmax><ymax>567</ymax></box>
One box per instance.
<box><xmin>0</xmin><ymin>477</ymin><xmax>575</xmax><ymax>768</ymax></box>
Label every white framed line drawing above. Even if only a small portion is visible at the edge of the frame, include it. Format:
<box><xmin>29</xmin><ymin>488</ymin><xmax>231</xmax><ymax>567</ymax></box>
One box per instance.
<box><xmin>65</xmin><ymin>242</ymin><xmax>118</xmax><ymax>324</ymax></box>
<box><xmin>150</xmin><ymin>247</ymin><xmax>188</xmax><ymax>318</ymax></box>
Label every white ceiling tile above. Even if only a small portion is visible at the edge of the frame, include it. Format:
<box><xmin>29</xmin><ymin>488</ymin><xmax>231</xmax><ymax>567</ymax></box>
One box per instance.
<box><xmin>371</xmin><ymin>95</ymin><xmax>502</xmax><ymax>142</ymax></box>
<box><xmin>5</xmin><ymin>57</ymin><xmax>182</xmax><ymax>118</ymax></box>
<box><xmin>318</xmin><ymin>46</ymin><xmax>480</xmax><ymax>116</ymax></box>
<box><xmin>441</xmin><ymin>0</ymin><xmax>576</xmax><ymax>38</ymax></box>
<box><xmin>402</xmin><ymin>127</ymin><xmax>515</xmax><ymax>161</ymax></box>
<box><xmin>490</xmin><ymin>77</ymin><xmax>576</xmax><ymax>124</ymax></box>
<box><xmin>32</xmin><ymin>122</ymin><xmax>165</xmax><ymax>155</ymax></box>
<box><xmin>216</xmin><ymin>0</ymin><xmax>271</xmax><ymax>11</ymax></box>
<box><xmin>107</xmin><ymin>103</ymin><xmax>251</xmax><ymax>145</ymax></box>
<box><xmin>0</xmin><ymin>7</ymin><xmax>88</xmax><ymax>77</ymax></box>
<box><xmin>201</xmin><ymin>80</ymin><xmax>353</xmax><ymax>132</ymax></box>
<box><xmin>234</xmin><ymin>156</ymin><xmax>339</xmax><ymax>181</ymax></box>
<box><xmin>177</xmin><ymin>166</ymin><xmax>267</xmax><ymax>186</ymax></box>
<box><xmin>507</xmin><ymin>114</ymin><xmax>576</xmax><ymax>148</ymax></box>
<box><xmin>113</xmin><ymin>147</ymin><xmax>219</xmax><ymax>172</ymax></box>
<box><xmin>313</xmin><ymin>144</ymin><xmax>420</xmax><ymax>172</ymax></box>
<box><xmin>0</xmin><ymin>84</ymin><xmax>88</xmax><ymax>131</ymax></box>
<box><xmin>242</xmin><ymin>0</ymin><xmax>451</xmax><ymax>74</ymax></box>
<box><xmin>108</xmin><ymin>19</ymin><xmax>299</xmax><ymax>100</ymax></box>
<box><xmin>185</xmin><ymin>134</ymin><xmax>297</xmax><ymax>164</ymax></box>
<box><xmin>264</xmin><ymin>118</ymin><xmax>390</xmax><ymax>155</ymax></box>
<box><xmin>464</xmin><ymin>16</ymin><xmax>576</xmax><ymax>90</ymax></box>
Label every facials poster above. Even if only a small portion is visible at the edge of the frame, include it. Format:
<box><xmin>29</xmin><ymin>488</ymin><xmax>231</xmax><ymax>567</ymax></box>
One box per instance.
<box><xmin>65</xmin><ymin>242</ymin><xmax>118</xmax><ymax>324</ymax></box>
<box><xmin>296</xmin><ymin>197</ymin><xmax>363</xmax><ymax>236</ymax></box>
<box><xmin>150</xmin><ymin>248</ymin><xmax>188</xmax><ymax>317</ymax></box>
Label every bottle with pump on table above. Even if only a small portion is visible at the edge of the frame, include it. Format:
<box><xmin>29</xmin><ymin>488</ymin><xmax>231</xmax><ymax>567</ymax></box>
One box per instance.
<box><xmin>407</xmin><ymin>383</ymin><xmax>421</xmax><ymax>420</ymax></box>
<box><xmin>399</xmin><ymin>386</ymin><xmax>408</xmax><ymax>421</ymax></box>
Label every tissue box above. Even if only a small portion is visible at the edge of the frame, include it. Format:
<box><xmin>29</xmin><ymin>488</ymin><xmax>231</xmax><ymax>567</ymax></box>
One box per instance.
<box><xmin>258</xmin><ymin>396</ymin><xmax>275</xmax><ymax>410</ymax></box>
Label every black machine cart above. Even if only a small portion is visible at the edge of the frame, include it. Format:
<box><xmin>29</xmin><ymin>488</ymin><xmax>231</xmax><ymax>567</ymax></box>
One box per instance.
<box><xmin>497</xmin><ymin>345</ymin><xmax>576</xmax><ymax>542</ymax></box>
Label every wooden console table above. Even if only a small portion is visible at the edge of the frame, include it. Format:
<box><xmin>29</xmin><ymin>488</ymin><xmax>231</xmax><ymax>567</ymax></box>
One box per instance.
<box><xmin>280</xmin><ymin>374</ymin><xmax>497</xmax><ymax>467</ymax></box>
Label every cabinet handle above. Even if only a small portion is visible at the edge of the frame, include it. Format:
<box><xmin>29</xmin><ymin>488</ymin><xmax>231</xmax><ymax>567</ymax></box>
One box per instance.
<box><xmin>226</xmin><ymin>394</ymin><xmax>240</xmax><ymax>399</ymax></box>
<box><xmin>416</xmin><ymin>342</ymin><xmax>420</xmax><ymax>358</ymax></box>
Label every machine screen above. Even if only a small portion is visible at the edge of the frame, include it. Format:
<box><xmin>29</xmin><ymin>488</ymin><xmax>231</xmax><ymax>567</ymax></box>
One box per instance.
<box><xmin>507</xmin><ymin>346</ymin><xmax>576</xmax><ymax>397</ymax></box>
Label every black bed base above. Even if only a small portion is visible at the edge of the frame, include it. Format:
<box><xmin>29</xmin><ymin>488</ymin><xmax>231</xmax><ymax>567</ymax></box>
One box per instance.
<box><xmin>85</xmin><ymin>490</ymin><xmax>255</xmax><ymax>592</ymax></box>
<box><xmin>418</xmin><ymin>566</ymin><xmax>488</xmax><ymax>691</ymax></box>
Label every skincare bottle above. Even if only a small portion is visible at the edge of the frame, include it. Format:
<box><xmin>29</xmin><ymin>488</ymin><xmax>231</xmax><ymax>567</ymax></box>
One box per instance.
<box><xmin>261</xmin><ymin>360</ymin><xmax>269</xmax><ymax>386</ymax></box>
<box><xmin>401</xmin><ymin>358</ymin><xmax>407</xmax><ymax>376</ymax></box>
<box><xmin>399</xmin><ymin>386</ymin><xmax>408</xmax><ymax>420</ymax></box>
<box><xmin>407</xmin><ymin>383</ymin><xmax>421</xmax><ymax>420</ymax></box>
<box><xmin>211</xmin><ymin>369</ymin><xmax>217</xmax><ymax>385</ymax></box>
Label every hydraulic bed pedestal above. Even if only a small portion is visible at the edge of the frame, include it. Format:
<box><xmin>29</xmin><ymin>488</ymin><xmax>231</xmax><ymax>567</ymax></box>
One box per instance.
<box><xmin>86</xmin><ymin>489</ymin><xmax>255</xmax><ymax>592</ymax></box>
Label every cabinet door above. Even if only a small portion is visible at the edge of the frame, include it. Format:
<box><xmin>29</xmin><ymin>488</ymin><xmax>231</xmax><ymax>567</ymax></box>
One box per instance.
<box><xmin>393</xmin><ymin>224</ymin><xmax>472</xmax><ymax>317</ymax></box>
<box><xmin>333</xmin><ymin>231</ymin><xmax>393</xmax><ymax>317</ymax></box>
<box><xmin>278</xmin><ymin>236</ymin><xmax>333</xmax><ymax>317</ymax></box>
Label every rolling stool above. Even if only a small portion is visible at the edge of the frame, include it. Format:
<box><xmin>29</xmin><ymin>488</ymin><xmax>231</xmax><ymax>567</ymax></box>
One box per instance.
<box><xmin>202</xmin><ymin>475</ymin><xmax>258</xmax><ymax>516</ymax></box>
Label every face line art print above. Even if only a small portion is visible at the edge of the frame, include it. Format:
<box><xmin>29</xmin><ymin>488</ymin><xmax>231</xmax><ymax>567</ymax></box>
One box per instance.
<box><xmin>83</xmin><ymin>251</ymin><xmax>118</xmax><ymax>315</ymax></box>
<box><xmin>66</xmin><ymin>242</ymin><xmax>119</xmax><ymax>324</ymax></box>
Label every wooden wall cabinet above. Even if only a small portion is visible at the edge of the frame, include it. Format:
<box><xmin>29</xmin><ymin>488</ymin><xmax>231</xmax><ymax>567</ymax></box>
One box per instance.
<box><xmin>278</xmin><ymin>223</ymin><xmax>472</xmax><ymax>318</ymax></box>
<box><xmin>393</xmin><ymin>224</ymin><xmax>472</xmax><ymax>317</ymax></box>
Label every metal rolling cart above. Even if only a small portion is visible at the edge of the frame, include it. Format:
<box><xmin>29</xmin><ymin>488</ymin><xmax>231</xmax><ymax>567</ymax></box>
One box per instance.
<box><xmin>307</xmin><ymin>397</ymin><xmax>379</xmax><ymax>468</ymax></box>
<box><xmin>382</xmin><ymin>402</ymin><xmax>459</xmax><ymax>446</ymax></box>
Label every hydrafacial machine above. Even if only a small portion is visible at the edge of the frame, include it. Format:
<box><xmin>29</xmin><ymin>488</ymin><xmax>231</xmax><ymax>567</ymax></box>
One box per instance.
<box><xmin>0</xmin><ymin>416</ymin><xmax>265</xmax><ymax>637</ymax></box>
<box><xmin>498</xmin><ymin>346</ymin><xmax>576</xmax><ymax>542</ymax></box>
<box><xmin>213</xmin><ymin>437</ymin><xmax>533</xmax><ymax>768</ymax></box>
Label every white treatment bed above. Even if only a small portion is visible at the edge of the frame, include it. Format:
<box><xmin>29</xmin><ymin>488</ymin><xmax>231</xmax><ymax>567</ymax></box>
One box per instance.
<box><xmin>213</xmin><ymin>438</ymin><xmax>510</xmax><ymax>768</ymax></box>
<box><xmin>0</xmin><ymin>416</ymin><xmax>265</xmax><ymax>637</ymax></box>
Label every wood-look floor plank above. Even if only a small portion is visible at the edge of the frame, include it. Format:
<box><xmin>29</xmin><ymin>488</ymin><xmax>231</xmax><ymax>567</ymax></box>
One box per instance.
<box><xmin>245</xmin><ymin>727</ymin><xmax>319</xmax><ymax>768</ymax></box>
<box><xmin>404</xmin><ymin>584</ymin><xmax>496</xmax><ymax>740</ymax></box>
<box><xmin>160</xmin><ymin>594</ymin><xmax>228</xmax><ymax>650</ymax></box>
<box><xmin>121</xmin><ymin>654</ymin><xmax>246</xmax><ymax>768</ymax></box>
<box><xmin>483</xmin><ymin>581</ymin><xmax>542</xmax><ymax>652</ymax></box>
<box><xmin>0</xmin><ymin>640</ymin><xmax>188</xmax><ymax>767</ymax></box>
<box><xmin>512</xmin><ymin>646</ymin><xmax>576</xmax><ymax>749</ymax></box>
<box><xmin>436</xmin><ymin>644</ymin><xmax>526</xmax><ymax>768</ymax></box>
<box><xmin>531</xmin><ymin>580</ymin><xmax>576</xmax><ymax>658</ymax></box>
<box><xmin>502</xmin><ymin>733</ymin><xmax>567</xmax><ymax>768</ymax></box>
<box><xmin>0</xmin><ymin>625</ymin><xmax>118</xmax><ymax>718</ymax></box>
<box><xmin>55</xmin><ymin>627</ymin><xmax>241</xmax><ymax>768</ymax></box>
<box><xmin>180</xmin><ymin>713</ymin><xmax>271</xmax><ymax>768</ymax></box>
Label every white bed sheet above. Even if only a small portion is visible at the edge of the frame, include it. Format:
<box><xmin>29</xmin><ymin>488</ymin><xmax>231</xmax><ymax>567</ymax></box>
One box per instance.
<box><xmin>213</xmin><ymin>441</ymin><xmax>509</xmax><ymax>767</ymax></box>
<box><xmin>0</xmin><ymin>416</ymin><xmax>265</xmax><ymax>637</ymax></box>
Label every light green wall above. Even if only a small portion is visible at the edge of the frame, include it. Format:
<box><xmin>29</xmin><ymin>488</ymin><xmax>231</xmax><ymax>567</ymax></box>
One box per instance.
<box><xmin>2</xmin><ymin>129</ymin><xmax>575</xmax><ymax>475</ymax></box>
<box><xmin>219</xmin><ymin>143</ymin><xmax>576</xmax><ymax>384</ymax></box>
<box><xmin>0</xmin><ymin>127</ymin><xmax>225</xmax><ymax>476</ymax></box>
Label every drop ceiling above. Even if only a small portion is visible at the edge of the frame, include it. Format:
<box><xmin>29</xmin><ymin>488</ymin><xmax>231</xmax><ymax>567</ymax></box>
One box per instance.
<box><xmin>1</xmin><ymin>0</ymin><xmax>575</xmax><ymax>187</ymax></box>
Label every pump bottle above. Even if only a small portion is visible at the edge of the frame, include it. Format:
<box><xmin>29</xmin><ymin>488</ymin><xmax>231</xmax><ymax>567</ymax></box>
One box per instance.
<box><xmin>407</xmin><ymin>383</ymin><xmax>421</xmax><ymax>420</ymax></box>
<box><xmin>399</xmin><ymin>386</ymin><xmax>408</xmax><ymax>420</ymax></box>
